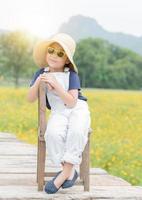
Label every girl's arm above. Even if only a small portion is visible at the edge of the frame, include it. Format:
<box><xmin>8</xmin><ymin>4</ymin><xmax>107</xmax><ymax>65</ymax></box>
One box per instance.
<box><xmin>27</xmin><ymin>74</ymin><xmax>53</xmax><ymax>103</ymax></box>
<box><xmin>55</xmin><ymin>84</ymin><xmax>78</xmax><ymax>108</ymax></box>
<box><xmin>27</xmin><ymin>75</ymin><xmax>41</xmax><ymax>103</ymax></box>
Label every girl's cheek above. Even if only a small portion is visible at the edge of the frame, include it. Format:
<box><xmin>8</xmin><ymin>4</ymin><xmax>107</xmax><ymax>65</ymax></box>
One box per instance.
<box><xmin>59</xmin><ymin>58</ymin><xmax>66</xmax><ymax>65</ymax></box>
<box><xmin>45</xmin><ymin>54</ymin><xmax>50</xmax><ymax>63</ymax></box>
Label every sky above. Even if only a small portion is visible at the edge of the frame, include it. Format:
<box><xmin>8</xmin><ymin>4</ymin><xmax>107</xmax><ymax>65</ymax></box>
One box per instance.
<box><xmin>0</xmin><ymin>0</ymin><xmax>142</xmax><ymax>39</ymax></box>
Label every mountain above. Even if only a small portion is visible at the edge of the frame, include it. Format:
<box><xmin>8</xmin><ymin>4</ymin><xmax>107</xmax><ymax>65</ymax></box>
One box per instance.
<box><xmin>58</xmin><ymin>15</ymin><xmax>142</xmax><ymax>55</ymax></box>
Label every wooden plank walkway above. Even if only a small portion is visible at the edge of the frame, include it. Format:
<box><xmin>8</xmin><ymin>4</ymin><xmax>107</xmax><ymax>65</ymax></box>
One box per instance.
<box><xmin>0</xmin><ymin>132</ymin><xmax>142</xmax><ymax>199</ymax></box>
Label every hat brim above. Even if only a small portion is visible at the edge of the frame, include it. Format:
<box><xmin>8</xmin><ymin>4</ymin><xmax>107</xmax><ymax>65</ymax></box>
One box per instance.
<box><xmin>33</xmin><ymin>39</ymin><xmax>78</xmax><ymax>73</ymax></box>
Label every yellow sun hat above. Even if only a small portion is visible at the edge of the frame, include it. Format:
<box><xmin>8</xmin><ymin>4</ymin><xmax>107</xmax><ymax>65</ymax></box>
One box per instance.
<box><xmin>33</xmin><ymin>33</ymin><xmax>78</xmax><ymax>73</ymax></box>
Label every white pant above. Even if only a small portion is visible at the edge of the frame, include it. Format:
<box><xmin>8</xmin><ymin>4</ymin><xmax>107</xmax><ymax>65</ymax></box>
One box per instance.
<box><xmin>44</xmin><ymin>99</ymin><xmax>91</xmax><ymax>167</ymax></box>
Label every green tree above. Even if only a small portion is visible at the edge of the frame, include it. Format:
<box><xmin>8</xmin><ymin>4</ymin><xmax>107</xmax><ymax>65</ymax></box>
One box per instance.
<box><xmin>0</xmin><ymin>31</ymin><xmax>34</xmax><ymax>87</ymax></box>
<box><xmin>74</xmin><ymin>37</ymin><xmax>142</xmax><ymax>89</ymax></box>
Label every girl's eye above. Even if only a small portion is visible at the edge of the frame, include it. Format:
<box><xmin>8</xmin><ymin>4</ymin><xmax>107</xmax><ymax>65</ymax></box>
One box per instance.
<box><xmin>57</xmin><ymin>51</ymin><xmax>64</xmax><ymax>57</ymax></box>
<box><xmin>48</xmin><ymin>47</ymin><xmax>54</xmax><ymax>54</ymax></box>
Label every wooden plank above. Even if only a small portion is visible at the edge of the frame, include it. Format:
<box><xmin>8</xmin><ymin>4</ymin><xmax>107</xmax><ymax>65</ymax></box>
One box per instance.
<box><xmin>0</xmin><ymin>142</ymin><xmax>37</xmax><ymax>155</ymax></box>
<box><xmin>0</xmin><ymin>173</ymin><xmax>131</xmax><ymax>187</ymax></box>
<box><xmin>0</xmin><ymin>132</ymin><xmax>141</xmax><ymax>199</ymax></box>
<box><xmin>0</xmin><ymin>167</ymin><xmax>108</xmax><ymax>175</ymax></box>
<box><xmin>0</xmin><ymin>185</ymin><xmax>142</xmax><ymax>199</ymax></box>
<box><xmin>0</xmin><ymin>174</ymin><xmax>37</xmax><ymax>186</ymax></box>
<box><xmin>0</xmin><ymin>139</ymin><xmax>21</xmax><ymax>142</ymax></box>
<box><xmin>0</xmin><ymin>132</ymin><xmax>17</xmax><ymax>139</ymax></box>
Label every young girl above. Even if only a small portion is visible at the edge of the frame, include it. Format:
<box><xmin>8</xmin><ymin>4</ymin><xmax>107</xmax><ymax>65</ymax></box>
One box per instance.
<box><xmin>27</xmin><ymin>33</ymin><xmax>91</xmax><ymax>194</ymax></box>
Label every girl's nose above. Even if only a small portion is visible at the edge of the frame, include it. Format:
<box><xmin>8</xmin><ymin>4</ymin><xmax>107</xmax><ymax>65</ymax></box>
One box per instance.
<box><xmin>50</xmin><ymin>53</ymin><xmax>58</xmax><ymax>59</ymax></box>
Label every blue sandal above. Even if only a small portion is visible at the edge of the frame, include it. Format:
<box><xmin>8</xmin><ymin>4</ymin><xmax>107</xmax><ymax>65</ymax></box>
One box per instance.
<box><xmin>62</xmin><ymin>169</ymin><xmax>79</xmax><ymax>189</ymax></box>
<box><xmin>52</xmin><ymin>170</ymin><xmax>62</xmax><ymax>181</ymax></box>
<box><xmin>44</xmin><ymin>179</ymin><xmax>62</xmax><ymax>194</ymax></box>
<box><xmin>44</xmin><ymin>171</ymin><xmax>62</xmax><ymax>194</ymax></box>
<box><xmin>45</xmin><ymin>169</ymin><xmax>78</xmax><ymax>193</ymax></box>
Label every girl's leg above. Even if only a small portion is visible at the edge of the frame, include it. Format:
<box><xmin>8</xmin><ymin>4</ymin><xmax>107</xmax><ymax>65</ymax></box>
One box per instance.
<box><xmin>61</xmin><ymin>161</ymin><xmax>75</xmax><ymax>179</ymax></box>
<box><xmin>55</xmin><ymin>103</ymin><xmax>91</xmax><ymax>188</ymax></box>
<box><xmin>61</xmin><ymin>162</ymin><xmax>64</xmax><ymax>167</ymax></box>
<box><xmin>61</xmin><ymin>103</ymin><xmax>91</xmax><ymax>166</ymax></box>
<box><xmin>44</xmin><ymin>113</ymin><xmax>68</xmax><ymax>166</ymax></box>
<box><xmin>44</xmin><ymin>113</ymin><xmax>75</xmax><ymax>188</ymax></box>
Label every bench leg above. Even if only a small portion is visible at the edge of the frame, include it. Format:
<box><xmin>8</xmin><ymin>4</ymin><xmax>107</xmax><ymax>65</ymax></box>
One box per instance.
<box><xmin>80</xmin><ymin>154</ymin><xmax>84</xmax><ymax>180</ymax></box>
<box><xmin>81</xmin><ymin>136</ymin><xmax>90</xmax><ymax>191</ymax></box>
<box><xmin>36</xmin><ymin>137</ymin><xmax>39</xmax><ymax>183</ymax></box>
<box><xmin>37</xmin><ymin>139</ymin><xmax>46</xmax><ymax>191</ymax></box>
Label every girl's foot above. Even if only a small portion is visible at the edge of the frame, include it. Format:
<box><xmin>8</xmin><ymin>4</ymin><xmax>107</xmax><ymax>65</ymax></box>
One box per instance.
<box><xmin>66</xmin><ymin>166</ymin><xmax>75</xmax><ymax>180</ymax></box>
<box><xmin>54</xmin><ymin>163</ymin><xmax>74</xmax><ymax>188</ymax></box>
<box><xmin>61</xmin><ymin>162</ymin><xmax>75</xmax><ymax>180</ymax></box>
<box><xmin>53</xmin><ymin>171</ymin><xmax>68</xmax><ymax>189</ymax></box>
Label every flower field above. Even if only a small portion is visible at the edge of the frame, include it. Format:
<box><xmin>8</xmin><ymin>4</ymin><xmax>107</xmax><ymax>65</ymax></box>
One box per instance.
<box><xmin>0</xmin><ymin>87</ymin><xmax>142</xmax><ymax>186</ymax></box>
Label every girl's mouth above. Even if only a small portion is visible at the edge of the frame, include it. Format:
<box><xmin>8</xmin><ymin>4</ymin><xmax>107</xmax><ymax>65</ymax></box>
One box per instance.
<box><xmin>49</xmin><ymin>57</ymin><xmax>57</xmax><ymax>62</ymax></box>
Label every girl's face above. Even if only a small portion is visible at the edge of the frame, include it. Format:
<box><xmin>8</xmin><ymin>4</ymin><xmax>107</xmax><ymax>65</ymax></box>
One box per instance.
<box><xmin>45</xmin><ymin>42</ymin><xmax>70</xmax><ymax>72</ymax></box>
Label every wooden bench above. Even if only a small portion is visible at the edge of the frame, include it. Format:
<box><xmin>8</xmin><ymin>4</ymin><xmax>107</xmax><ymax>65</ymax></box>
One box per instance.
<box><xmin>37</xmin><ymin>81</ymin><xmax>93</xmax><ymax>191</ymax></box>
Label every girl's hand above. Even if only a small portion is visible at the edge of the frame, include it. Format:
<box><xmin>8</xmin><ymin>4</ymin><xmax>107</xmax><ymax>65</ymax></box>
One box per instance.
<box><xmin>46</xmin><ymin>83</ymin><xmax>54</xmax><ymax>91</ymax></box>
<box><xmin>35</xmin><ymin>74</ymin><xmax>53</xmax><ymax>91</ymax></box>
<box><xmin>40</xmin><ymin>73</ymin><xmax>58</xmax><ymax>90</ymax></box>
